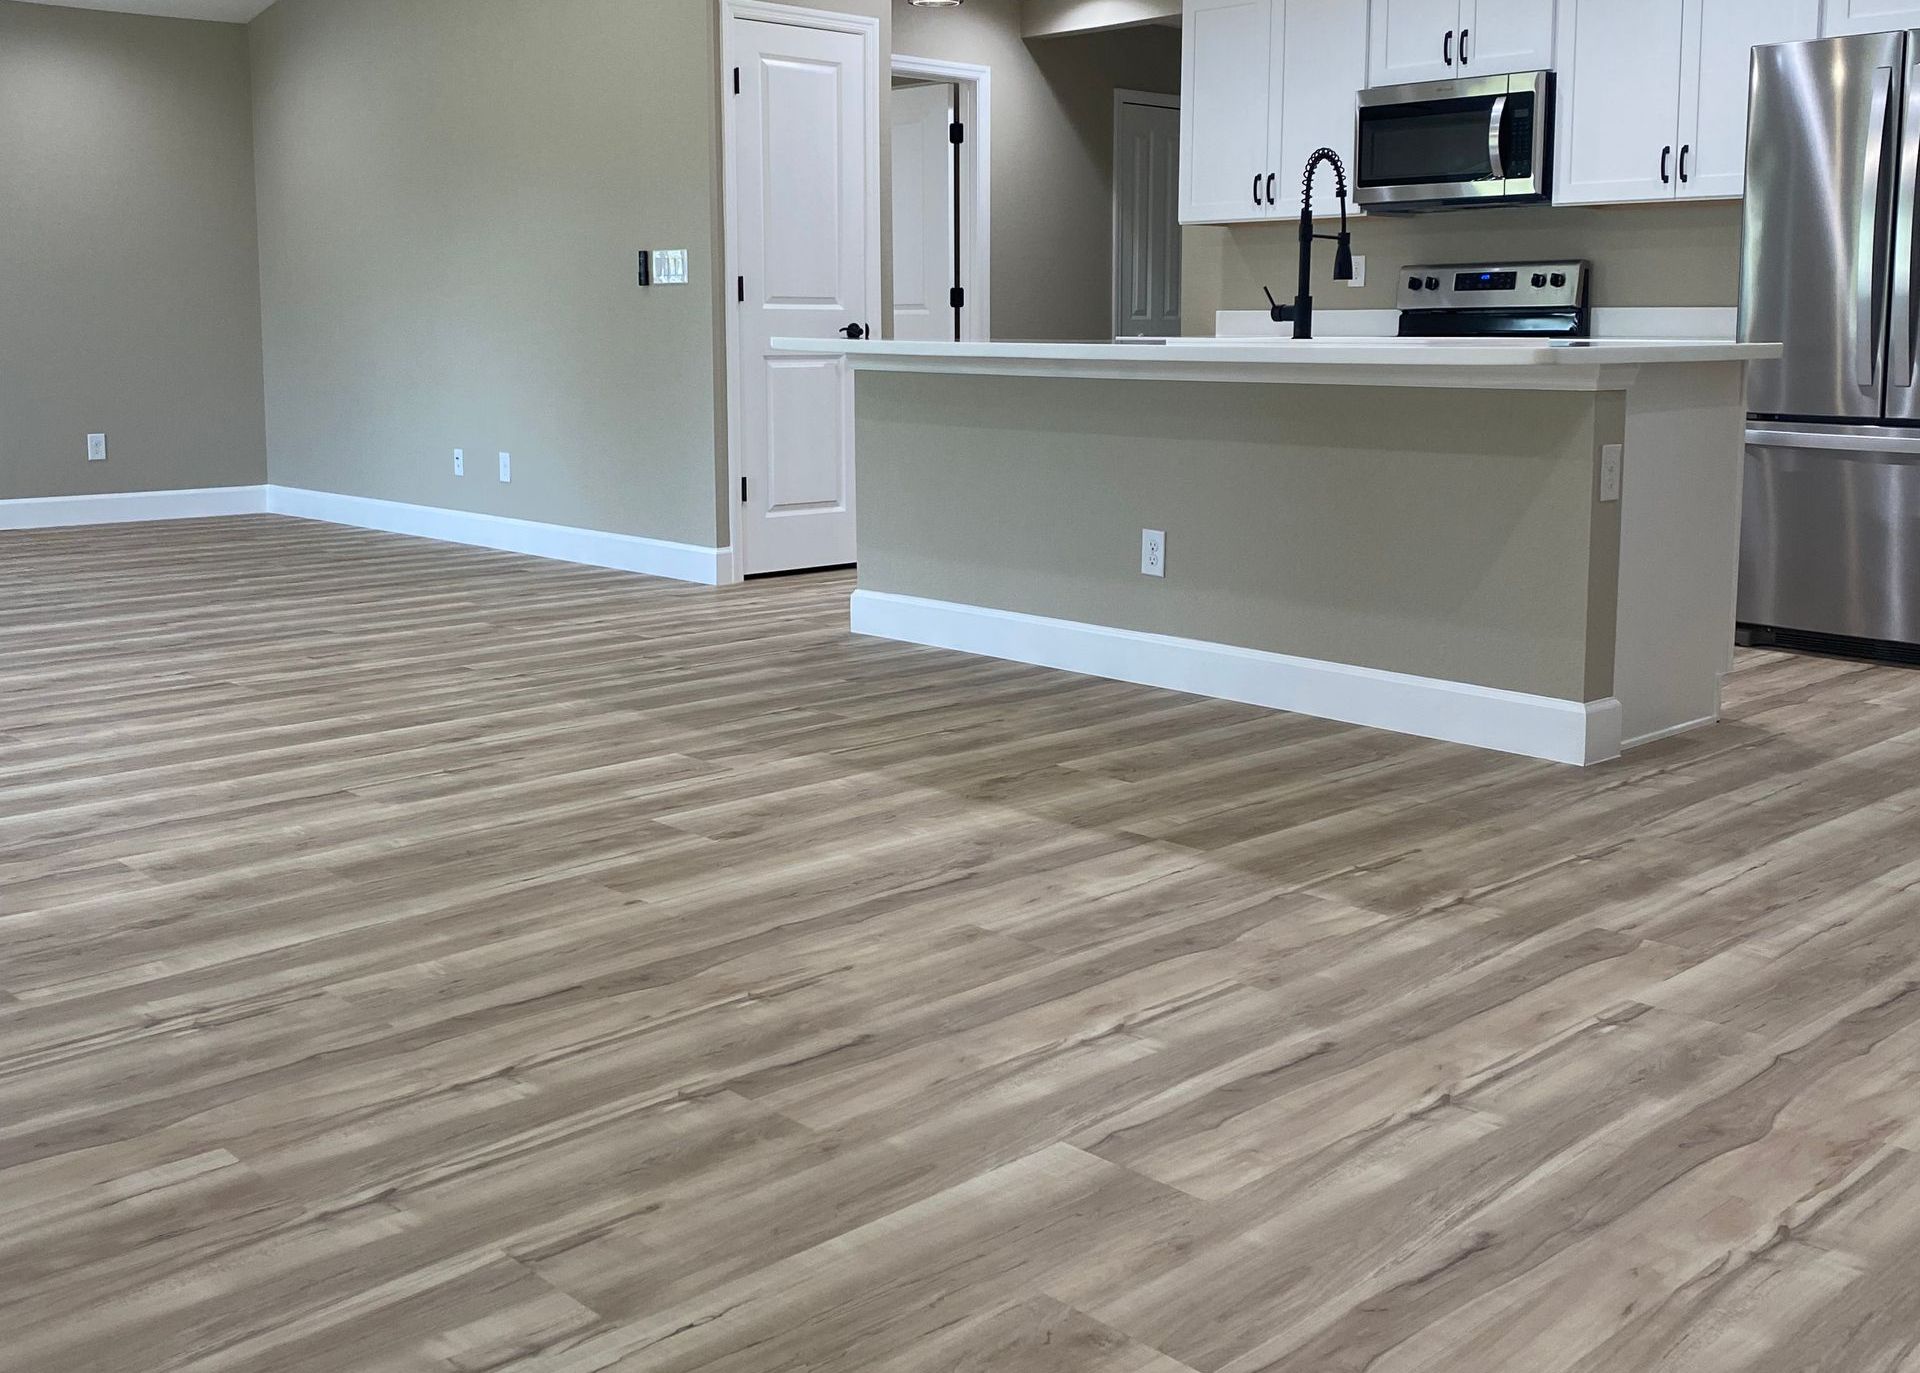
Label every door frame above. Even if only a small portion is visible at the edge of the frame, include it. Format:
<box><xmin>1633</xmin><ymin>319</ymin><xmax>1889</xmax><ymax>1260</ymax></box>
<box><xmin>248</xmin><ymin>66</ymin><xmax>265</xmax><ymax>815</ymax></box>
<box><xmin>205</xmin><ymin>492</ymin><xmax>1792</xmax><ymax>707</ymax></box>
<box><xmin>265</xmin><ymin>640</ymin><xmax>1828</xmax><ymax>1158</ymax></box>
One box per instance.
<box><xmin>720</xmin><ymin>0</ymin><xmax>882</xmax><ymax>581</ymax></box>
<box><xmin>1112</xmin><ymin>89</ymin><xmax>1182</xmax><ymax>339</ymax></box>
<box><xmin>891</xmin><ymin>53</ymin><xmax>994</xmax><ymax>342</ymax></box>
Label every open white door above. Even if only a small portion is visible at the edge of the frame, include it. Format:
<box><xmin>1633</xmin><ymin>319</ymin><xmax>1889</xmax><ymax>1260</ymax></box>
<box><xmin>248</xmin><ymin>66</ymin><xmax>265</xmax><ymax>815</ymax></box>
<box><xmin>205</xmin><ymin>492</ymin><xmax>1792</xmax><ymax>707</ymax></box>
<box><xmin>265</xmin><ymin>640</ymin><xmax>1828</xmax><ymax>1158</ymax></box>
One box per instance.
<box><xmin>1114</xmin><ymin>92</ymin><xmax>1182</xmax><ymax>339</ymax></box>
<box><xmin>728</xmin><ymin>11</ymin><xmax>878</xmax><ymax>576</ymax></box>
<box><xmin>892</xmin><ymin>82</ymin><xmax>959</xmax><ymax>343</ymax></box>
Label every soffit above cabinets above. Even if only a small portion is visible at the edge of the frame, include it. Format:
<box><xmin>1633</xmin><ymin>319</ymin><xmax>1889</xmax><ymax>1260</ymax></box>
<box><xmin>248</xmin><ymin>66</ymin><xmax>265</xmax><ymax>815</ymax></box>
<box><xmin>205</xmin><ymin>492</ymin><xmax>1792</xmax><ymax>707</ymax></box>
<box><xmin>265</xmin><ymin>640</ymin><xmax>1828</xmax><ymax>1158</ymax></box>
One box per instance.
<box><xmin>11</xmin><ymin>0</ymin><xmax>277</xmax><ymax>23</ymax></box>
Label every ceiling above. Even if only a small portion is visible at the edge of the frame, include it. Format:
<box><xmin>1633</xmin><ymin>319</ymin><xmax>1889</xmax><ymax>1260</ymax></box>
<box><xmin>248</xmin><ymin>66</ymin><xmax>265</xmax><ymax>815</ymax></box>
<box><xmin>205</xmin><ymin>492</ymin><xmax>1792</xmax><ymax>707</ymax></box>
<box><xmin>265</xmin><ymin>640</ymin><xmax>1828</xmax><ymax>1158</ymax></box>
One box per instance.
<box><xmin>14</xmin><ymin>0</ymin><xmax>276</xmax><ymax>21</ymax></box>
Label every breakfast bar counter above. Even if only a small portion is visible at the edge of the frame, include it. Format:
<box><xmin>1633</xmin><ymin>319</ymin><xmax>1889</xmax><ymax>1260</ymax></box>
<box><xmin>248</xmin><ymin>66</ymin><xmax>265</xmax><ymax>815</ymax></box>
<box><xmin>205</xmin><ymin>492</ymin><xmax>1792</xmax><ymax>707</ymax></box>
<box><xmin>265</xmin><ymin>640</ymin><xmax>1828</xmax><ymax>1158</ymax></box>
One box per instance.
<box><xmin>775</xmin><ymin>334</ymin><xmax>1781</xmax><ymax>766</ymax></box>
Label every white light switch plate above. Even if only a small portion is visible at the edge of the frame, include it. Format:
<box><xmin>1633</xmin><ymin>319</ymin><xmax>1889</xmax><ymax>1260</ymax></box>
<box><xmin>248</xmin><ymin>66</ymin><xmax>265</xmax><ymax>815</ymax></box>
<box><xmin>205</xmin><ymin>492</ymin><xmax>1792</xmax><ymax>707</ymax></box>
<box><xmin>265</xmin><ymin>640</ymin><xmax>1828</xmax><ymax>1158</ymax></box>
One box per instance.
<box><xmin>87</xmin><ymin>433</ymin><xmax>108</xmax><ymax>463</ymax></box>
<box><xmin>1600</xmin><ymin>444</ymin><xmax>1623</xmax><ymax>503</ymax></box>
<box><xmin>1347</xmin><ymin>256</ymin><xmax>1367</xmax><ymax>288</ymax></box>
<box><xmin>453</xmin><ymin>449</ymin><xmax>465</xmax><ymax>477</ymax></box>
<box><xmin>499</xmin><ymin>452</ymin><xmax>512</xmax><ymax>484</ymax></box>
<box><xmin>650</xmin><ymin>249</ymin><xmax>690</xmax><ymax>286</ymax></box>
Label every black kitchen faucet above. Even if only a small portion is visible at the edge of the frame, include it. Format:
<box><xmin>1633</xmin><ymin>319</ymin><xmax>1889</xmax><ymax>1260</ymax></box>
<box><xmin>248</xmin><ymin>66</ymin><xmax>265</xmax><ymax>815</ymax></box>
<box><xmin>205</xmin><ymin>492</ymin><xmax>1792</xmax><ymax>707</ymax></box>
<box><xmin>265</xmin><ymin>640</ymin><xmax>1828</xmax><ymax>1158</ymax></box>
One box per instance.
<box><xmin>1263</xmin><ymin>149</ymin><xmax>1355</xmax><ymax>341</ymax></box>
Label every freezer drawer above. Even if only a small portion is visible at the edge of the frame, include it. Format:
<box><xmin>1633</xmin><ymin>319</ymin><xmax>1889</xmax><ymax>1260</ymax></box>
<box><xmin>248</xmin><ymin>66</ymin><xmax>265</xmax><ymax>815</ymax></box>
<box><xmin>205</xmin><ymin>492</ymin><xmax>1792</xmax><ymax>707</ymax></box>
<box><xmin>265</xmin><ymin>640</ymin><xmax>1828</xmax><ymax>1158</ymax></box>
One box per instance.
<box><xmin>1740</xmin><ymin>427</ymin><xmax>1920</xmax><ymax>646</ymax></box>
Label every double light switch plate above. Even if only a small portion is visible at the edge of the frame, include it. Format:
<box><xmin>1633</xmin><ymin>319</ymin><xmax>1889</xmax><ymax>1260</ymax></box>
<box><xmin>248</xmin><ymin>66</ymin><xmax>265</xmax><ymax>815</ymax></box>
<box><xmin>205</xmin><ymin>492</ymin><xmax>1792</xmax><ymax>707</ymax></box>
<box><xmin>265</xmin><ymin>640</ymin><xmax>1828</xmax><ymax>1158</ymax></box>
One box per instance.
<box><xmin>642</xmin><ymin>249</ymin><xmax>690</xmax><ymax>286</ymax></box>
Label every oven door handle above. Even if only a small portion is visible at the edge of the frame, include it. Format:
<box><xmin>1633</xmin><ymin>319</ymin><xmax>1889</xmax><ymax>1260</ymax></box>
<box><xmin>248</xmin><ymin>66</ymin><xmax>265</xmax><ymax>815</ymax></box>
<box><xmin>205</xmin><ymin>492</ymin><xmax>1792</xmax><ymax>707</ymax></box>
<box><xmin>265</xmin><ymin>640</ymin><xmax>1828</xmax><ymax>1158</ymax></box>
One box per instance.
<box><xmin>1487</xmin><ymin>94</ymin><xmax>1508</xmax><ymax>181</ymax></box>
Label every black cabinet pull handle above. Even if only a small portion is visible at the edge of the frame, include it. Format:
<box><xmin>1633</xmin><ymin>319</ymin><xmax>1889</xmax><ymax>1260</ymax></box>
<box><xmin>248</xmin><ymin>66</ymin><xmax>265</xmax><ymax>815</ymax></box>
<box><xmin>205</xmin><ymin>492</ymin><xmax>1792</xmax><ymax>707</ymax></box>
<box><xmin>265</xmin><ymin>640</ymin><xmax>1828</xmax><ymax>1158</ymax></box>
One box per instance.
<box><xmin>1444</xmin><ymin>30</ymin><xmax>1454</xmax><ymax>65</ymax></box>
<box><xmin>1460</xmin><ymin>28</ymin><xmax>1470</xmax><ymax>64</ymax></box>
<box><xmin>1661</xmin><ymin>145</ymin><xmax>1672</xmax><ymax>184</ymax></box>
<box><xmin>1253</xmin><ymin>173</ymin><xmax>1264</xmax><ymax>206</ymax></box>
<box><xmin>1679</xmin><ymin>144</ymin><xmax>1691</xmax><ymax>182</ymax></box>
<box><xmin>1266</xmin><ymin>172</ymin><xmax>1277</xmax><ymax>205</ymax></box>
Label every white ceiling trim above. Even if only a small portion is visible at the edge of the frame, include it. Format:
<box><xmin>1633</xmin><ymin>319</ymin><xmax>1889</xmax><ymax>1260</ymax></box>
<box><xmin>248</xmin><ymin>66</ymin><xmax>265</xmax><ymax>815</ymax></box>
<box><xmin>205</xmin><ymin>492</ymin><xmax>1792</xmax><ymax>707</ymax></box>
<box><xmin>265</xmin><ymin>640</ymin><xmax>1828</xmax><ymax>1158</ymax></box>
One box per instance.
<box><xmin>12</xmin><ymin>0</ymin><xmax>277</xmax><ymax>22</ymax></box>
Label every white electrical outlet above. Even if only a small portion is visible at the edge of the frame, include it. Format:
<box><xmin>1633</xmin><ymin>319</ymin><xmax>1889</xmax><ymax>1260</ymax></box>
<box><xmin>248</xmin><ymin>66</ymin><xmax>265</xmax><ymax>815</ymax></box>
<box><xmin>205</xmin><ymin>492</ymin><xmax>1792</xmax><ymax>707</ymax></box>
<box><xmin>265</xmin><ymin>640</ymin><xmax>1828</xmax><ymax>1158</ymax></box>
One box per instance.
<box><xmin>1347</xmin><ymin>255</ymin><xmax>1367</xmax><ymax>288</ymax></box>
<box><xmin>1141</xmin><ymin>529</ymin><xmax>1166</xmax><ymax>578</ymax></box>
<box><xmin>453</xmin><ymin>449</ymin><xmax>465</xmax><ymax>477</ymax></box>
<box><xmin>1600</xmin><ymin>444</ymin><xmax>1623</xmax><ymax>503</ymax></box>
<box><xmin>87</xmin><ymin>433</ymin><xmax>108</xmax><ymax>463</ymax></box>
<box><xmin>499</xmin><ymin>452</ymin><xmax>512</xmax><ymax>484</ymax></box>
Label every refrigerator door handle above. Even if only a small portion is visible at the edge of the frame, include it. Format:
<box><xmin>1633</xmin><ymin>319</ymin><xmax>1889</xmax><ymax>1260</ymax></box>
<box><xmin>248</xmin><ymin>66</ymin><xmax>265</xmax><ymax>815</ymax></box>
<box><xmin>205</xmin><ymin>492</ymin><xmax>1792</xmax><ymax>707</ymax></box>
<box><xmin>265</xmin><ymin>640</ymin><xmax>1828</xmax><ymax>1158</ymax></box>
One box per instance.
<box><xmin>1859</xmin><ymin>65</ymin><xmax>1895</xmax><ymax>391</ymax></box>
<box><xmin>1894</xmin><ymin>47</ymin><xmax>1920</xmax><ymax>389</ymax></box>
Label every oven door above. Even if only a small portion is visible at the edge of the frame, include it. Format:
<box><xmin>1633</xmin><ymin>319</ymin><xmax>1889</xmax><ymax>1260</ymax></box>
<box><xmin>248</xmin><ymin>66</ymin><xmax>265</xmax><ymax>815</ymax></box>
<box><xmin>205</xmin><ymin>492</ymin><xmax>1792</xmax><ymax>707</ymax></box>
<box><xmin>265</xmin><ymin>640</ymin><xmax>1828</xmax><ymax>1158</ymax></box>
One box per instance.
<box><xmin>1356</xmin><ymin>72</ymin><xmax>1551</xmax><ymax>209</ymax></box>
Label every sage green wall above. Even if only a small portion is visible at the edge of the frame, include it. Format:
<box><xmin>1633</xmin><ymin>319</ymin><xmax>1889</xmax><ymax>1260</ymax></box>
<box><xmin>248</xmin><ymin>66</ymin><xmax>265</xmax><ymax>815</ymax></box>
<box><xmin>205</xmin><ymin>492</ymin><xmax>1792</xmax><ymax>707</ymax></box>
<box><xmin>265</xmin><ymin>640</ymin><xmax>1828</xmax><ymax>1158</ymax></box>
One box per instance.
<box><xmin>857</xmin><ymin>372</ymin><xmax>1623</xmax><ymax>701</ymax></box>
<box><xmin>895</xmin><ymin>0</ymin><xmax>1182</xmax><ymax>341</ymax></box>
<box><xmin>250</xmin><ymin>0</ymin><xmax>729</xmax><ymax>546</ymax></box>
<box><xmin>1182</xmin><ymin>199</ymin><xmax>1745</xmax><ymax>334</ymax></box>
<box><xmin>0</xmin><ymin>1</ymin><xmax>265</xmax><ymax>502</ymax></box>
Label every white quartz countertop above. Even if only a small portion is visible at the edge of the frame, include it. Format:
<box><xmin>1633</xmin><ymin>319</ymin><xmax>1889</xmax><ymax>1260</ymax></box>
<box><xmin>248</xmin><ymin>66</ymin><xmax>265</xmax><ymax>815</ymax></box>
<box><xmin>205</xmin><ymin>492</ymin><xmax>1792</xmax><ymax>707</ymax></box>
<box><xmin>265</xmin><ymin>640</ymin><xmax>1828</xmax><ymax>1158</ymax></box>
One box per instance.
<box><xmin>773</xmin><ymin>336</ymin><xmax>1781</xmax><ymax>393</ymax></box>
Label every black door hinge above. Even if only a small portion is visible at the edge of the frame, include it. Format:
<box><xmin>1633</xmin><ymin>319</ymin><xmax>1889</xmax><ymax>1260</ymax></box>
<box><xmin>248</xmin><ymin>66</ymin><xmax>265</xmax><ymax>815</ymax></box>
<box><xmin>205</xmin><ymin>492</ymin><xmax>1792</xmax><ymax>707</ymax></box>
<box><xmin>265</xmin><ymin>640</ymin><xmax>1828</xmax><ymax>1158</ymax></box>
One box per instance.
<box><xmin>740</xmin><ymin>477</ymin><xmax>748</xmax><ymax>504</ymax></box>
<box><xmin>949</xmin><ymin>286</ymin><xmax>965</xmax><ymax>310</ymax></box>
<box><xmin>733</xmin><ymin>67</ymin><xmax>741</xmax><ymax>95</ymax></box>
<box><xmin>950</xmin><ymin>121</ymin><xmax>965</xmax><ymax>145</ymax></box>
<box><xmin>737</xmin><ymin>276</ymin><xmax>745</xmax><ymax>303</ymax></box>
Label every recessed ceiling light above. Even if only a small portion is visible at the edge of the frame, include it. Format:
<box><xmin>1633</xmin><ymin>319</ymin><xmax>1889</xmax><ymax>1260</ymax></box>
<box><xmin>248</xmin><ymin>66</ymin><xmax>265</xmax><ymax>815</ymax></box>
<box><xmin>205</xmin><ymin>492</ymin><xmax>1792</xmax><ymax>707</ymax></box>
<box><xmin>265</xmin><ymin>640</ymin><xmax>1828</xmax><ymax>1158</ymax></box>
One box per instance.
<box><xmin>910</xmin><ymin>0</ymin><xmax>964</xmax><ymax>7</ymax></box>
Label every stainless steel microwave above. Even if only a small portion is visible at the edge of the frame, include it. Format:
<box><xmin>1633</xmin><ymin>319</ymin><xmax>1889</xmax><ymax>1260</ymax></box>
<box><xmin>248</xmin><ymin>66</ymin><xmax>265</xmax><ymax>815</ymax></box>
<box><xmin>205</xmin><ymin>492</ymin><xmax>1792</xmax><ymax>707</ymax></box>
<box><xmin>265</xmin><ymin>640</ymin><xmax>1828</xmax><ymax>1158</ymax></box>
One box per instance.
<box><xmin>1355</xmin><ymin>71</ymin><xmax>1554</xmax><ymax>212</ymax></box>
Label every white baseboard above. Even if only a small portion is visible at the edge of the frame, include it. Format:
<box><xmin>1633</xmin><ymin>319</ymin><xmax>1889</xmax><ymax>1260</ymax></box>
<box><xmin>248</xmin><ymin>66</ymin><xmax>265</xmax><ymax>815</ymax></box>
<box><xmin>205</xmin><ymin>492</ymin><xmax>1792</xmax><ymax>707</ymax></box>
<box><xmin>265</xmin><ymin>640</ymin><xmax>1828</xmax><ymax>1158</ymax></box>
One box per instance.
<box><xmin>0</xmin><ymin>486</ymin><xmax>268</xmax><ymax>530</ymax></box>
<box><xmin>2</xmin><ymin>484</ymin><xmax>734</xmax><ymax>586</ymax></box>
<box><xmin>852</xmin><ymin>590</ymin><xmax>1624</xmax><ymax>766</ymax></box>
<box><xmin>264</xmin><ymin>487</ymin><xmax>734</xmax><ymax>586</ymax></box>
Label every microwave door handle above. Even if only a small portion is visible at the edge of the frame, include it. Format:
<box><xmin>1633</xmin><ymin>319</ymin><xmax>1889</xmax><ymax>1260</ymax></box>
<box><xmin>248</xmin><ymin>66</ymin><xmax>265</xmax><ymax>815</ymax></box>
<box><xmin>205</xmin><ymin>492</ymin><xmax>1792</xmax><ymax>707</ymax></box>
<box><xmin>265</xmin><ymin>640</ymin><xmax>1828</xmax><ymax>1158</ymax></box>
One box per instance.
<box><xmin>1487</xmin><ymin>94</ymin><xmax>1508</xmax><ymax>181</ymax></box>
<box><xmin>1893</xmin><ymin>54</ymin><xmax>1920</xmax><ymax>388</ymax></box>
<box><xmin>1859</xmin><ymin>64</ymin><xmax>1894</xmax><ymax>391</ymax></box>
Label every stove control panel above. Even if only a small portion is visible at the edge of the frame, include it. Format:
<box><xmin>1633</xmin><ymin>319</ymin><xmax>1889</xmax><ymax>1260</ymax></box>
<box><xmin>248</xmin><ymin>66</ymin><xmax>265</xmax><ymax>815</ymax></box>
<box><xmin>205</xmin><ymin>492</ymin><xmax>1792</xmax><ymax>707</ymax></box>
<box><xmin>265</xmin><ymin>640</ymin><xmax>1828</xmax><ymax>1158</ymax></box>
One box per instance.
<box><xmin>1396</xmin><ymin>261</ymin><xmax>1589</xmax><ymax>312</ymax></box>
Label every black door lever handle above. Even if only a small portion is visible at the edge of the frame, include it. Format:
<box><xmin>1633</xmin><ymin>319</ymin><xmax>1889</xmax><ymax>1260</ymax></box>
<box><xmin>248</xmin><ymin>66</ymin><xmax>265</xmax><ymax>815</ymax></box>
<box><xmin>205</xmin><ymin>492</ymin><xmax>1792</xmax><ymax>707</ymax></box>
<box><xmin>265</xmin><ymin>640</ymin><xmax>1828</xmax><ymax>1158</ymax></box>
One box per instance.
<box><xmin>839</xmin><ymin>323</ymin><xmax>867</xmax><ymax>340</ymax></box>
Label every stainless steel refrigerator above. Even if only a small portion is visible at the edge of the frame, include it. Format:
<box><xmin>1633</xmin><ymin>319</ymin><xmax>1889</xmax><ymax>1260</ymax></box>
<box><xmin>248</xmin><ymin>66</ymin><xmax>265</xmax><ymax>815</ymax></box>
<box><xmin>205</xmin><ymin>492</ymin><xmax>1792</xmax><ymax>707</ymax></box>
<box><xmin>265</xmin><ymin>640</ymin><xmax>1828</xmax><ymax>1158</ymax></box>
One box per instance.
<box><xmin>1740</xmin><ymin>30</ymin><xmax>1920</xmax><ymax>660</ymax></box>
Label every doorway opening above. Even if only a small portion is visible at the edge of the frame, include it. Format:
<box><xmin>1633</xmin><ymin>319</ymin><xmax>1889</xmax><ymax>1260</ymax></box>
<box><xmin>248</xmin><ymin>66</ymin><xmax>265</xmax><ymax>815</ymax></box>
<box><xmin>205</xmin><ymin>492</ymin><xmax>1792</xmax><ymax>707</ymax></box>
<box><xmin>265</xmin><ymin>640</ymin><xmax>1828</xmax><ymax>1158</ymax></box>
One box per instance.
<box><xmin>890</xmin><ymin>55</ymin><xmax>992</xmax><ymax>343</ymax></box>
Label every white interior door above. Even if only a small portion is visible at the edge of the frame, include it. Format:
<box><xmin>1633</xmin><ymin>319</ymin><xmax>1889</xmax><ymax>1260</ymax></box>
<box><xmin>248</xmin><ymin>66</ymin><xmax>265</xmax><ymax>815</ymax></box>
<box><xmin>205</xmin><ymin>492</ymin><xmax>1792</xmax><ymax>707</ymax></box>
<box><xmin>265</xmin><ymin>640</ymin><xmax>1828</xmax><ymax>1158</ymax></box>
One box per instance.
<box><xmin>1680</xmin><ymin>0</ymin><xmax>1821</xmax><ymax>199</ymax></box>
<box><xmin>892</xmin><ymin>82</ymin><xmax>957</xmax><ymax>343</ymax></box>
<box><xmin>731</xmin><ymin>16</ymin><xmax>875</xmax><ymax>576</ymax></box>
<box><xmin>1114</xmin><ymin>96</ymin><xmax>1182</xmax><ymax>338</ymax></box>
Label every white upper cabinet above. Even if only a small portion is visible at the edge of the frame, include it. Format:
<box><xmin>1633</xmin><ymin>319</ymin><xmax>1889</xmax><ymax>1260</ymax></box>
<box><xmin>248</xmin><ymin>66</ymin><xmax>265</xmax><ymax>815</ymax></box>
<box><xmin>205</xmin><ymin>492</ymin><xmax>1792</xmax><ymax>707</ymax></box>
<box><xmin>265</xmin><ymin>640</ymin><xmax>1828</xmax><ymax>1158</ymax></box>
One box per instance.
<box><xmin>1368</xmin><ymin>0</ymin><xmax>1555</xmax><ymax>86</ymax></box>
<box><xmin>1821</xmin><ymin>0</ymin><xmax>1920</xmax><ymax>34</ymax></box>
<box><xmin>1181</xmin><ymin>0</ymin><xmax>1277</xmax><ymax>223</ymax></box>
<box><xmin>1459</xmin><ymin>0</ymin><xmax>1557</xmax><ymax>76</ymax></box>
<box><xmin>1182</xmin><ymin>0</ymin><xmax>1367</xmax><ymax>224</ymax></box>
<box><xmin>1555</xmin><ymin>0</ymin><xmax>1687</xmax><ymax>204</ymax></box>
<box><xmin>1557</xmin><ymin>0</ymin><xmax>1820</xmax><ymax>206</ymax></box>
<box><xmin>1369</xmin><ymin>0</ymin><xmax>1465</xmax><ymax>84</ymax></box>
<box><xmin>1680</xmin><ymin>0</ymin><xmax>1822</xmax><ymax>199</ymax></box>
<box><xmin>1278</xmin><ymin>0</ymin><xmax>1372</xmax><ymax>218</ymax></box>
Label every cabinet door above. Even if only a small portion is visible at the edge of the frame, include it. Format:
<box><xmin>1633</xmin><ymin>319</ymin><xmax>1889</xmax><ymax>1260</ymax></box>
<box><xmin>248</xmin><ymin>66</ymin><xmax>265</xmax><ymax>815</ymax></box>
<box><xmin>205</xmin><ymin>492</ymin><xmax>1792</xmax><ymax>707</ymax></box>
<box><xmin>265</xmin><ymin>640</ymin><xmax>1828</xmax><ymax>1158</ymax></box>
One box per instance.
<box><xmin>1181</xmin><ymin>0</ymin><xmax>1276</xmax><ymax>223</ymax></box>
<box><xmin>1278</xmin><ymin>0</ymin><xmax>1371</xmax><ymax>218</ymax></box>
<box><xmin>1555</xmin><ymin>0</ymin><xmax>1687</xmax><ymax>204</ymax></box>
<box><xmin>1460</xmin><ymin>0</ymin><xmax>1557</xmax><ymax>76</ymax></box>
<box><xmin>1821</xmin><ymin>0</ymin><xmax>1920</xmax><ymax>35</ymax></box>
<box><xmin>1369</xmin><ymin>0</ymin><xmax>1465</xmax><ymax>86</ymax></box>
<box><xmin>1679</xmin><ymin>0</ymin><xmax>1822</xmax><ymax>198</ymax></box>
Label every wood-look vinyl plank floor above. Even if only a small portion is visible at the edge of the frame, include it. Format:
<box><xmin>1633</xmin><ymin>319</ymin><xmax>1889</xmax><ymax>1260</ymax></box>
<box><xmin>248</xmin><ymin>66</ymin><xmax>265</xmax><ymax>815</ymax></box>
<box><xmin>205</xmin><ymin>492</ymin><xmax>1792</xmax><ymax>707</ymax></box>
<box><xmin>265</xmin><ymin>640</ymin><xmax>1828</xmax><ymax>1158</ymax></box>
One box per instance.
<box><xmin>4</xmin><ymin>515</ymin><xmax>1920</xmax><ymax>1372</ymax></box>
